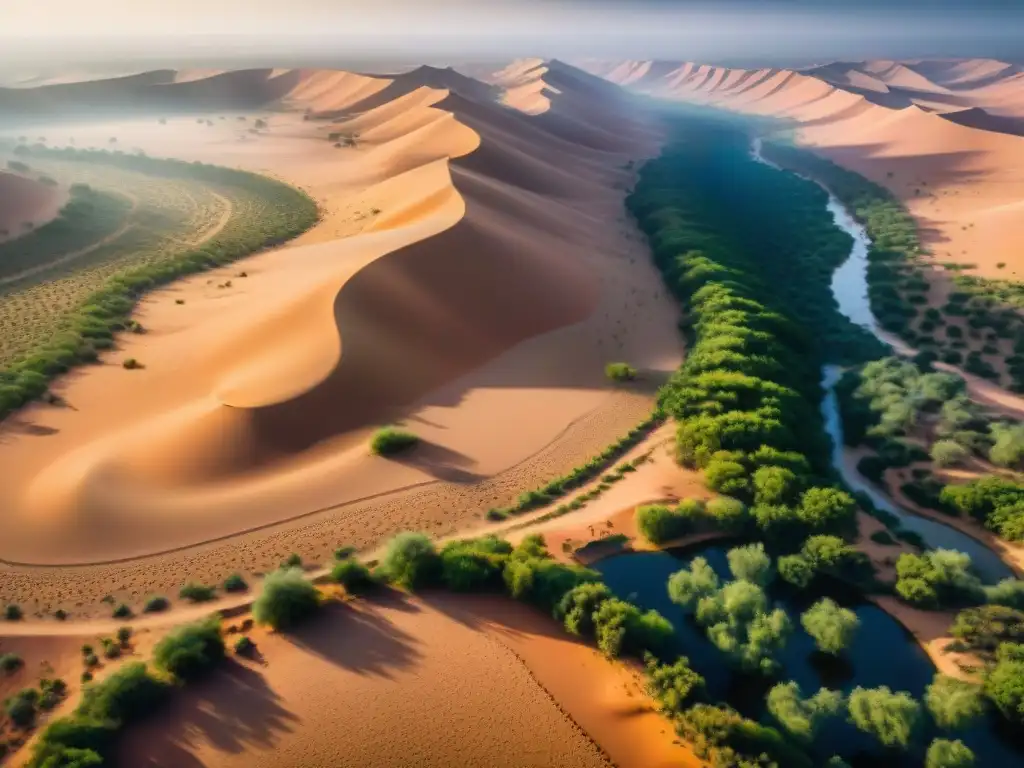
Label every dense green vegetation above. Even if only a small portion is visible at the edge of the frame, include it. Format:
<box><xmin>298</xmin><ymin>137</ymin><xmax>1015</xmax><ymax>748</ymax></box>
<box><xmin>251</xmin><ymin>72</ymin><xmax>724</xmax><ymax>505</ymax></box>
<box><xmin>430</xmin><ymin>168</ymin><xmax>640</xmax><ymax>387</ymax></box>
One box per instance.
<box><xmin>837</xmin><ymin>355</ymin><xmax>1024</xmax><ymax>542</ymax></box>
<box><xmin>0</xmin><ymin>145</ymin><xmax>318</xmax><ymax>422</ymax></box>
<box><xmin>764</xmin><ymin>142</ymin><xmax>1024</xmax><ymax>392</ymax></box>
<box><xmin>486</xmin><ymin>408</ymin><xmax>663</xmax><ymax>520</ymax></box>
<box><xmin>0</xmin><ymin>184</ymin><xmax>130</xmax><ymax>276</ymax></box>
<box><xmin>626</xmin><ymin>116</ymin><xmax>882</xmax><ymax>558</ymax></box>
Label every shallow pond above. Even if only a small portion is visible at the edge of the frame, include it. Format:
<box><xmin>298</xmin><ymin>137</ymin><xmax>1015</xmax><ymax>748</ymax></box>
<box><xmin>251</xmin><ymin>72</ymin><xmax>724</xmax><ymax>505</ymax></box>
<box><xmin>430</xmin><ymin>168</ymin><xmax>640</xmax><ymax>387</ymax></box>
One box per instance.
<box><xmin>595</xmin><ymin>544</ymin><xmax>1020</xmax><ymax>766</ymax></box>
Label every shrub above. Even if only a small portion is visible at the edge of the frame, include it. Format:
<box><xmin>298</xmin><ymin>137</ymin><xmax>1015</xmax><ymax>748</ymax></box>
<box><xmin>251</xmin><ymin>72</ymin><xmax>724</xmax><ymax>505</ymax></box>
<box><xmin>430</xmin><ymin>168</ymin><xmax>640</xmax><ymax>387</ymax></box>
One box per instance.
<box><xmin>635</xmin><ymin>503</ymin><xmax>691</xmax><ymax>544</ymax></box>
<box><xmin>645</xmin><ymin>655</ymin><xmax>704</xmax><ymax>716</ymax></box>
<box><xmin>557</xmin><ymin>582</ymin><xmax>613</xmax><ymax>638</ymax></box>
<box><xmin>380</xmin><ymin>532</ymin><xmax>440</xmax><ymax>589</ymax></box>
<box><xmin>330</xmin><ymin>558</ymin><xmax>376</xmax><ymax>593</ymax></box>
<box><xmin>78</xmin><ymin>662</ymin><xmax>170</xmax><ymax>723</ymax></box>
<box><xmin>370</xmin><ymin>427</ymin><xmax>419</xmax><ymax>456</ymax></box>
<box><xmin>223</xmin><ymin>573</ymin><xmax>248</xmax><ymax>592</ymax></box>
<box><xmin>233</xmin><ymin>636</ymin><xmax>256</xmax><ymax>656</ymax></box>
<box><xmin>142</xmin><ymin>596</ymin><xmax>169</xmax><ymax>613</ymax></box>
<box><xmin>984</xmin><ymin>578</ymin><xmax>1024</xmax><ymax>609</ymax></box>
<box><xmin>926</xmin><ymin>739</ymin><xmax>975</xmax><ymax>768</ymax></box>
<box><xmin>847</xmin><ymin>685</ymin><xmax>922</xmax><ymax>750</ymax></box>
<box><xmin>932</xmin><ymin>440</ymin><xmax>968</xmax><ymax>468</ymax></box>
<box><xmin>801</xmin><ymin>598</ymin><xmax>860</xmax><ymax>655</ymax></box>
<box><xmin>0</xmin><ymin>652</ymin><xmax>24</xmax><ymax>673</ymax></box>
<box><xmin>116</xmin><ymin>627</ymin><xmax>132</xmax><ymax>646</ymax></box>
<box><xmin>592</xmin><ymin>597</ymin><xmax>673</xmax><ymax>658</ymax></box>
<box><xmin>895</xmin><ymin>550</ymin><xmax>983</xmax><ymax>608</ymax></box>
<box><xmin>153</xmin><ymin>616</ymin><xmax>225</xmax><ymax>680</ymax></box>
<box><xmin>111</xmin><ymin>603</ymin><xmax>132</xmax><ymax>619</ymax></box>
<box><xmin>6</xmin><ymin>689</ymin><xmax>38</xmax><ymax>728</ymax></box>
<box><xmin>925</xmin><ymin>674</ymin><xmax>985</xmax><ymax>729</ymax></box>
<box><xmin>439</xmin><ymin>537</ymin><xmax>511</xmax><ymax>591</ymax></box>
<box><xmin>604</xmin><ymin>362</ymin><xmax>637</xmax><ymax>382</ymax></box>
<box><xmin>5</xmin><ymin>604</ymin><xmax>23</xmax><ymax>620</ymax></box>
<box><xmin>253</xmin><ymin>568</ymin><xmax>320</xmax><ymax>630</ymax></box>
<box><xmin>178</xmin><ymin>582</ymin><xmax>216</xmax><ymax>602</ymax></box>
<box><xmin>121</xmin><ymin>358</ymin><xmax>141</xmax><ymax>370</ymax></box>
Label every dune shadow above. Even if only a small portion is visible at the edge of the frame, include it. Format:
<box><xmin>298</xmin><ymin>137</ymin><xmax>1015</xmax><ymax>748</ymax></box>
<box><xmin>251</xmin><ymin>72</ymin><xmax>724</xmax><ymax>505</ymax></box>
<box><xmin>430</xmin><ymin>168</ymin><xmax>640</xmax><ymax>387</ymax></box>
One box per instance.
<box><xmin>121</xmin><ymin>660</ymin><xmax>298</xmax><ymax>767</ymax></box>
<box><xmin>0</xmin><ymin>417</ymin><xmax>59</xmax><ymax>437</ymax></box>
<box><xmin>285</xmin><ymin>599</ymin><xmax>424</xmax><ymax>679</ymax></box>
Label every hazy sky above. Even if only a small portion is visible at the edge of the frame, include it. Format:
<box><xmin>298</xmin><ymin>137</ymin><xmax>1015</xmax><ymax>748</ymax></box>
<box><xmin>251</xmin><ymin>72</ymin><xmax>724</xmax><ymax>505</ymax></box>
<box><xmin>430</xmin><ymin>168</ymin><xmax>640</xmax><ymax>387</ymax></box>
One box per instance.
<box><xmin>2</xmin><ymin>1</ymin><xmax>1023</xmax><ymax>68</ymax></box>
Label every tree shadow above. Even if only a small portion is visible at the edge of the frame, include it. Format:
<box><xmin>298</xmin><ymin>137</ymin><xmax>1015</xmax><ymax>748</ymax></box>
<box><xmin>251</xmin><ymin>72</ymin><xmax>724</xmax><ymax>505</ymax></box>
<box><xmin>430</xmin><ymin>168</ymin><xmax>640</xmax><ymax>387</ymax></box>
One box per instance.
<box><xmin>121</xmin><ymin>659</ymin><xmax>298</xmax><ymax>767</ymax></box>
<box><xmin>285</xmin><ymin>600</ymin><xmax>423</xmax><ymax>680</ymax></box>
<box><xmin>419</xmin><ymin>590</ymin><xmax>587</xmax><ymax>648</ymax></box>
<box><xmin>391</xmin><ymin>439</ymin><xmax>484</xmax><ymax>484</ymax></box>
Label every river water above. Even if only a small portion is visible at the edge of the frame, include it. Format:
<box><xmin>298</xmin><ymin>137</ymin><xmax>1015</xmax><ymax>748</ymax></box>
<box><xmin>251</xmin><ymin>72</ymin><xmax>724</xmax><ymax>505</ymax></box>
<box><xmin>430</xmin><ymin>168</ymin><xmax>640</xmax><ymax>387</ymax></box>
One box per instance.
<box><xmin>750</xmin><ymin>138</ymin><xmax>1013</xmax><ymax>583</ymax></box>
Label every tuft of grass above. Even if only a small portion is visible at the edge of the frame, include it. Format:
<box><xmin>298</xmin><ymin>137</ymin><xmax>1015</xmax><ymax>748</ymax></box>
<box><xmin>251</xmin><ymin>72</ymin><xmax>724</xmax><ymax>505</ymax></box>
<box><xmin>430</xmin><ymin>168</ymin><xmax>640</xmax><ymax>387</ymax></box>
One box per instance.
<box><xmin>370</xmin><ymin>427</ymin><xmax>419</xmax><ymax>456</ymax></box>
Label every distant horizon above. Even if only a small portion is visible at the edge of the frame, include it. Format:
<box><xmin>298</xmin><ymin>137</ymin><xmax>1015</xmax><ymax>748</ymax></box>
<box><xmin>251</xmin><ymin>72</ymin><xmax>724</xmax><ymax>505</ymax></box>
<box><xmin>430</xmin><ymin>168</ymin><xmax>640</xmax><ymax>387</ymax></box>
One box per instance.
<box><xmin>2</xmin><ymin>1</ymin><xmax>1023</xmax><ymax>75</ymax></box>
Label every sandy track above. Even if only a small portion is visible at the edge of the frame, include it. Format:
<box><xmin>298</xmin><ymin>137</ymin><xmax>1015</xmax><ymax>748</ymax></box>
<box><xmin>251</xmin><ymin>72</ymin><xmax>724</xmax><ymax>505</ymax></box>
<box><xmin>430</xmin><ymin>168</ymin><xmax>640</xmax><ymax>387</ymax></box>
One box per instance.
<box><xmin>0</xmin><ymin>63</ymin><xmax>681</xmax><ymax>615</ymax></box>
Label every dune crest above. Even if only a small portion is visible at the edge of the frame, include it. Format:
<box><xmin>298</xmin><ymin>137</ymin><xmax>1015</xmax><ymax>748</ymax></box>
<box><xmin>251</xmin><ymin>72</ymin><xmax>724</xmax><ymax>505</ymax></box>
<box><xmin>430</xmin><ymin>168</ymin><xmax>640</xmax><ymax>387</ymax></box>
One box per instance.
<box><xmin>0</xmin><ymin>61</ymin><xmax>677</xmax><ymax>568</ymax></box>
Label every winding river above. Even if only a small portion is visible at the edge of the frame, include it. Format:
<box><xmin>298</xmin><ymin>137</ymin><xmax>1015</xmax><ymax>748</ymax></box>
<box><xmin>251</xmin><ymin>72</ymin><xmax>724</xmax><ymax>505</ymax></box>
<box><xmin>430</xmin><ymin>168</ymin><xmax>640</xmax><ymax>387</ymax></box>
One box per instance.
<box><xmin>750</xmin><ymin>138</ymin><xmax>1013</xmax><ymax>583</ymax></box>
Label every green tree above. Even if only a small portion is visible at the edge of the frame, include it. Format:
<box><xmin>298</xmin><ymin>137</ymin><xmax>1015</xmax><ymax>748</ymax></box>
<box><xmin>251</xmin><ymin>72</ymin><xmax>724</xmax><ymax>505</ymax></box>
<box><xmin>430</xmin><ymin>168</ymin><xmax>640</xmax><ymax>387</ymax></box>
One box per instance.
<box><xmin>801</xmin><ymin>598</ymin><xmax>860</xmax><ymax>655</ymax></box>
<box><xmin>797</xmin><ymin>487</ymin><xmax>856</xmax><ymax>532</ymax></box>
<box><xmin>766</xmin><ymin>681</ymin><xmax>843</xmax><ymax>741</ymax></box>
<box><xmin>667</xmin><ymin>557</ymin><xmax>721</xmax><ymax>609</ymax></box>
<box><xmin>847</xmin><ymin>686</ymin><xmax>922</xmax><ymax>750</ymax></box>
<box><xmin>778</xmin><ymin>554</ymin><xmax>814</xmax><ymax>588</ymax></box>
<box><xmin>726</xmin><ymin>542</ymin><xmax>773</xmax><ymax>587</ymax></box>
<box><xmin>925</xmin><ymin>738</ymin><xmax>975</xmax><ymax>768</ymax></box>
<box><xmin>985</xmin><ymin>642</ymin><xmax>1024</xmax><ymax>726</ymax></box>
<box><xmin>925</xmin><ymin>674</ymin><xmax>985</xmax><ymax>730</ymax></box>
<box><xmin>753</xmin><ymin>465</ymin><xmax>800</xmax><ymax>505</ymax></box>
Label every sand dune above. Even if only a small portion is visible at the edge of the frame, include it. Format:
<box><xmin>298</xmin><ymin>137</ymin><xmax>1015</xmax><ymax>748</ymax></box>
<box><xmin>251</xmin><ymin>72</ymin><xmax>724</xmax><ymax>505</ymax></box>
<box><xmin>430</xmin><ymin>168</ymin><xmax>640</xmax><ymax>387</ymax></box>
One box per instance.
<box><xmin>586</xmin><ymin>57</ymin><xmax>1024</xmax><ymax>277</ymax></box>
<box><xmin>0</xmin><ymin>61</ymin><xmax>680</xmax><ymax>611</ymax></box>
<box><xmin>0</xmin><ymin>171</ymin><xmax>66</xmax><ymax>242</ymax></box>
<box><xmin>115</xmin><ymin>593</ymin><xmax>698</xmax><ymax>768</ymax></box>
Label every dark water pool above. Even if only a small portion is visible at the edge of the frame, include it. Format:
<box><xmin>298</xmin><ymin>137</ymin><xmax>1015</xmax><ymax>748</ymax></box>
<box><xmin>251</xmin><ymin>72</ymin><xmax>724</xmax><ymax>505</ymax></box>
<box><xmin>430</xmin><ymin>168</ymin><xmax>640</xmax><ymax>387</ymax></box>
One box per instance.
<box><xmin>594</xmin><ymin>544</ymin><xmax>1020</xmax><ymax>767</ymax></box>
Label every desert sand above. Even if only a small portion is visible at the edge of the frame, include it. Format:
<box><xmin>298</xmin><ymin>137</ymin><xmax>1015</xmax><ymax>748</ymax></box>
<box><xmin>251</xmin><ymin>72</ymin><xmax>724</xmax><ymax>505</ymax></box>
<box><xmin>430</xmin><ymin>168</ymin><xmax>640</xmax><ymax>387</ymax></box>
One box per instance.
<box><xmin>113</xmin><ymin>593</ymin><xmax>698</xmax><ymax>768</ymax></box>
<box><xmin>0</xmin><ymin>171</ymin><xmax>65</xmax><ymax>242</ymax></box>
<box><xmin>587</xmin><ymin>58</ymin><xmax>1024</xmax><ymax>279</ymax></box>
<box><xmin>0</xmin><ymin>63</ymin><xmax>682</xmax><ymax>616</ymax></box>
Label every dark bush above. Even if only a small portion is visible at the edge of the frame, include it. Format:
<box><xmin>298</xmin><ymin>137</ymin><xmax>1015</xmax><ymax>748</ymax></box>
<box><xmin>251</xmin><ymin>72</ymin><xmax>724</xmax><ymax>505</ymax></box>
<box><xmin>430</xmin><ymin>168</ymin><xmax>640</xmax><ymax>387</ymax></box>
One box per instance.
<box><xmin>330</xmin><ymin>558</ymin><xmax>376</xmax><ymax>593</ymax></box>
<box><xmin>152</xmin><ymin>616</ymin><xmax>225</xmax><ymax>680</ymax></box>
<box><xmin>370</xmin><ymin>427</ymin><xmax>419</xmax><ymax>456</ymax></box>
<box><xmin>253</xmin><ymin>568</ymin><xmax>320</xmax><ymax>630</ymax></box>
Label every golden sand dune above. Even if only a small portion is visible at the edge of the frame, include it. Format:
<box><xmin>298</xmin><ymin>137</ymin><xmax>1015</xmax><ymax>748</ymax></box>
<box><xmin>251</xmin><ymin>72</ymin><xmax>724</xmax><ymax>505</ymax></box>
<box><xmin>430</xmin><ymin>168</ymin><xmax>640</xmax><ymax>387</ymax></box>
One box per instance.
<box><xmin>0</xmin><ymin>171</ymin><xmax>66</xmax><ymax>242</ymax></box>
<box><xmin>115</xmin><ymin>594</ymin><xmax>698</xmax><ymax>768</ymax></box>
<box><xmin>586</xmin><ymin>57</ymin><xmax>1024</xmax><ymax>276</ymax></box>
<box><xmin>0</xmin><ymin>62</ymin><xmax>680</xmax><ymax>591</ymax></box>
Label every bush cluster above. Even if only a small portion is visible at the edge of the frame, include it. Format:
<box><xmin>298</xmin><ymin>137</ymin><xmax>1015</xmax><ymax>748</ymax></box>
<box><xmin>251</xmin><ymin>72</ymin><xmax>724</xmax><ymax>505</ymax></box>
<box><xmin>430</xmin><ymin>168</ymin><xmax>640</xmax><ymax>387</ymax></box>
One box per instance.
<box><xmin>626</xmin><ymin>122</ymin><xmax>873</xmax><ymax>555</ymax></box>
